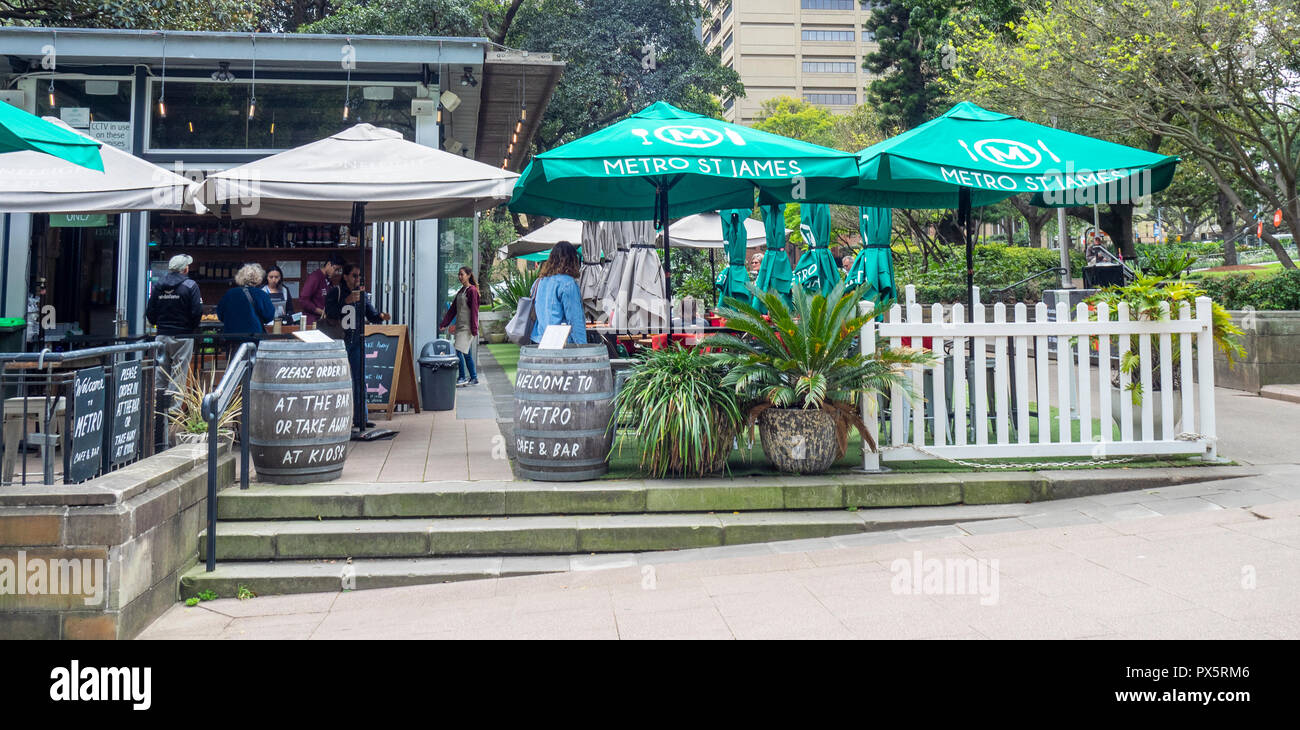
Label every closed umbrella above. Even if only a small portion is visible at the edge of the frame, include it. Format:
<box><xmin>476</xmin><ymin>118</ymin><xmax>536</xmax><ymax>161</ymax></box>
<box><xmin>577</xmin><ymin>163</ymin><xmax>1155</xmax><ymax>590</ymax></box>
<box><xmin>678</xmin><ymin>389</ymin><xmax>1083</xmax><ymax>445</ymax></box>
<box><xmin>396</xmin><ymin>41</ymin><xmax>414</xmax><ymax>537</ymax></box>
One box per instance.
<box><xmin>198</xmin><ymin>123</ymin><xmax>517</xmax><ymax>438</ymax></box>
<box><xmin>0</xmin><ymin>118</ymin><xmax>202</xmax><ymax>213</ymax></box>
<box><xmin>598</xmin><ymin>220</ymin><xmax>655</xmax><ymax>325</ymax></box>
<box><xmin>824</xmin><ymin>101</ymin><xmax>1179</xmax><ymax>318</ymax></box>
<box><xmin>752</xmin><ymin>203</ymin><xmax>792</xmax><ymax>312</ymax></box>
<box><xmin>509</xmin><ymin>101</ymin><xmax>861</xmax><ymax>332</ymax></box>
<box><xmin>843</xmin><ymin>207</ymin><xmax>895</xmax><ymax>306</ymax></box>
<box><xmin>793</xmin><ymin>203</ymin><xmax>840</xmax><ymax>297</ymax></box>
<box><xmin>715</xmin><ymin>208</ymin><xmax>751</xmax><ymax>307</ymax></box>
<box><xmin>579</xmin><ymin>221</ymin><xmax>605</xmax><ymax>319</ymax></box>
<box><xmin>0</xmin><ymin>101</ymin><xmax>103</xmax><ymax>171</ymax></box>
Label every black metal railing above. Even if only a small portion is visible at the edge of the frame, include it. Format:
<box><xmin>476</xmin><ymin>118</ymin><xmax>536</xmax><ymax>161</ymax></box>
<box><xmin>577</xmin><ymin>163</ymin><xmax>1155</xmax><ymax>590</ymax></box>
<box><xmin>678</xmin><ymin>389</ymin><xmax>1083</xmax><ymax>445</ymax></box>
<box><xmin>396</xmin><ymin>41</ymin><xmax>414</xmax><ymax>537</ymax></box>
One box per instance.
<box><xmin>0</xmin><ymin>342</ymin><xmax>163</xmax><ymax>486</ymax></box>
<box><xmin>200</xmin><ymin>340</ymin><xmax>255</xmax><ymax>572</ymax></box>
<box><xmin>988</xmin><ymin>266</ymin><xmax>1071</xmax><ymax>299</ymax></box>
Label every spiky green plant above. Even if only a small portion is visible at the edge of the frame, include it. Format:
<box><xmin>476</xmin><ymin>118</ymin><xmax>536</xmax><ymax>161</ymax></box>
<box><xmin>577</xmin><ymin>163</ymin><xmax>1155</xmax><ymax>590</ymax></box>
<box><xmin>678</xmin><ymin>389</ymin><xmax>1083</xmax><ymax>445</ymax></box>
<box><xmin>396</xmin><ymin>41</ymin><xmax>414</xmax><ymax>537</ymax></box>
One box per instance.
<box><xmin>706</xmin><ymin>280</ymin><xmax>934</xmax><ymax>456</ymax></box>
<box><xmin>611</xmin><ymin>345</ymin><xmax>743</xmax><ymax>477</ymax></box>
<box><xmin>492</xmin><ymin>266</ymin><xmax>540</xmax><ymax>312</ymax></box>
<box><xmin>161</xmin><ymin>369</ymin><xmax>241</xmax><ymax>437</ymax></box>
<box><xmin>1141</xmin><ymin>249</ymin><xmax>1199</xmax><ymax>280</ymax></box>
<box><xmin>1085</xmin><ymin>275</ymin><xmax>1245</xmax><ymax>404</ymax></box>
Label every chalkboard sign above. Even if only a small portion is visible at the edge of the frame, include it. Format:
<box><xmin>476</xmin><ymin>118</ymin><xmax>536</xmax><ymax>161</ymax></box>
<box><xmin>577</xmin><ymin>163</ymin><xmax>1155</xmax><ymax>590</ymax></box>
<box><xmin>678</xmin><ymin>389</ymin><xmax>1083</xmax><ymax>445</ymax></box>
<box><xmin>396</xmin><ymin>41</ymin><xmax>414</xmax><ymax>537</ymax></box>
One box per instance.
<box><xmin>364</xmin><ymin>332</ymin><xmax>399</xmax><ymax>405</ymax></box>
<box><xmin>109</xmin><ymin>360</ymin><xmax>143</xmax><ymax>466</ymax></box>
<box><xmin>363</xmin><ymin>324</ymin><xmax>420</xmax><ymax>420</ymax></box>
<box><xmin>65</xmin><ymin>366</ymin><xmax>106</xmax><ymax>484</ymax></box>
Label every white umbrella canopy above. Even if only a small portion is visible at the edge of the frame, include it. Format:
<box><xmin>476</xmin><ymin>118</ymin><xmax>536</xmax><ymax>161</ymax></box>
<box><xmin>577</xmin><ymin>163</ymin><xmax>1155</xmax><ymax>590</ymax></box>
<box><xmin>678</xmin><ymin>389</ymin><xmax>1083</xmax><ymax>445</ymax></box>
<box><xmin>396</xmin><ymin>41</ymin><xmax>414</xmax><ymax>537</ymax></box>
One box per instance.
<box><xmin>506</xmin><ymin>218</ymin><xmax>583</xmax><ymax>257</ymax></box>
<box><xmin>665</xmin><ymin>211</ymin><xmax>768</xmax><ymax>248</ymax></box>
<box><xmin>197</xmin><ymin>123</ymin><xmax>517</xmax><ymax>222</ymax></box>
<box><xmin>0</xmin><ymin>117</ymin><xmax>203</xmax><ymax>214</ymax></box>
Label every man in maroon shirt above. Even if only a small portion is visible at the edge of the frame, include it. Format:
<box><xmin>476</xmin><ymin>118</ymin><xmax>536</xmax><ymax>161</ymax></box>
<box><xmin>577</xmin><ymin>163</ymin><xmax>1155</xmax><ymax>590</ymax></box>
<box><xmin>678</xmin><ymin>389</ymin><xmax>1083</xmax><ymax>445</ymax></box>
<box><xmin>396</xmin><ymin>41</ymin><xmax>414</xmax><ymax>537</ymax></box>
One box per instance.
<box><xmin>299</xmin><ymin>255</ymin><xmax>345</xmax><ymax>326</ymax></box>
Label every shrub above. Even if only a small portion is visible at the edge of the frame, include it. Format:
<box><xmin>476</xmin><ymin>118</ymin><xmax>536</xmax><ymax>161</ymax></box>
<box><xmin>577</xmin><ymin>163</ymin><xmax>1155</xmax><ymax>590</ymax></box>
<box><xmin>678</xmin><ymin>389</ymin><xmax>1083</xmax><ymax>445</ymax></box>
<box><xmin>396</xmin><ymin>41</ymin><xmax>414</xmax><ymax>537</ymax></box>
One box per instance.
<box><xmin>892</xmin><ymin>244</ymin><xmax>1085</xmax><ymax>305</ymax></box>
<box><xmin>1198</xmin><ymin>270</ymin><xmax>1300</xmax><ymax>311</ymax></box>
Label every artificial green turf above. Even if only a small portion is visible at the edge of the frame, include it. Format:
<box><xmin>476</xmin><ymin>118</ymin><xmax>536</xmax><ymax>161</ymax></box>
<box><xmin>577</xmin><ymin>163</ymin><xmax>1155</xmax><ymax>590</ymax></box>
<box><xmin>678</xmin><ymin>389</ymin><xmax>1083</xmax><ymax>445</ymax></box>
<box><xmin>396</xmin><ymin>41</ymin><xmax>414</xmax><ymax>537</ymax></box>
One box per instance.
<box><xmin>484</xmin><ymin>343</ymin><xmax>520</xmax><ymax>386</ymax></box>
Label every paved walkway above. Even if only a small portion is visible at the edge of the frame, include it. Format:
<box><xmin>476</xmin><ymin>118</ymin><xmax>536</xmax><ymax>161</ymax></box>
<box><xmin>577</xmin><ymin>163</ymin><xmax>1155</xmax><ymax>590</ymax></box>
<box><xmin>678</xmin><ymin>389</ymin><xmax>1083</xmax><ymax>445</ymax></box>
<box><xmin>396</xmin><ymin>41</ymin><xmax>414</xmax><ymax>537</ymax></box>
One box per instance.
<box><xmin>141</xmin><ymin>460</ymin><xmax>1300</xmax><ymax>639</ymax></box>
<box><xmin>141</xmin><ymin>354</ymin><xmax>1300</xmax><ymax>639</ymax></box>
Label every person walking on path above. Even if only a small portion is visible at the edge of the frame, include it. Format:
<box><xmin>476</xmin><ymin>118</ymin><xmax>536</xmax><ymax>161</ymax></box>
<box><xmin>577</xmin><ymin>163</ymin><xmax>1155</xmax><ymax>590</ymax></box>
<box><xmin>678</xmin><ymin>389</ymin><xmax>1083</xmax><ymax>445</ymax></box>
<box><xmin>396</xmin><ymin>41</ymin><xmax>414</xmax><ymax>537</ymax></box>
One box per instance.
<box><xmin>216</xmin><ymin>263</ymin><xmax>276</xmax><ymax>342</ymax></box>
<box><xmin>146</xmin><ymin>253</ymin><xmax>202</xmax><ymax>408</ymax></box>
<box><xmin>298</xmin><ymin>255</ymin><xmax>345</xmax><ymax>327</ymax></box>
<box><xmin>440</xmin><ymin>266</ymin><xmax>480</xmax><ymax>386</ymax></box>
<box><xmin>530</xmin><ymin>241</ymin><xmax>587</xmax><ymax>345</ymax></box>
<box><xmin>262</xmin><ymin>265</ymin><xmax>297</xmax><ymax>325</ymax></box>
<box><xmin>324</xmin><ymin>263</ymin><xmax>390</xmax><ymax>429</ymax></box>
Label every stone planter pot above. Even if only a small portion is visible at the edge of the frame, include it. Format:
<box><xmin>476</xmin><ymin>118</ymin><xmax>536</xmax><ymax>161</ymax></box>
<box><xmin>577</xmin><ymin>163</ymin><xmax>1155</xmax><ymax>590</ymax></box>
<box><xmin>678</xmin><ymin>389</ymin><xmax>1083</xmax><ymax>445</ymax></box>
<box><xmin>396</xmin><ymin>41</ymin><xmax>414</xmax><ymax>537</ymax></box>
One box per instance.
<box><xmin>1109</xmin><ymin>391</ymin><xmax>1183</xmax><ymax>437</ymax></box>
<box><xmin>757</xmin><ymin>407</ymin><xmax>840</xmax><ymax>474</ymax></box>
<box><xmin>174</xmin><ymin>430</ymin><xmax>235</xmax><ymax>450</ymax></box>
<box><xmin>479</xmin><ymin>309</ymin><xmax>508</xmax><ymax>337</ymax></box>
<box><xmin>485</xmin><ymin>332</ymin><xmax>508</xmax><ymax>344</ymax></box>
<box><xmin>1215</xmin><ymin>310</ymin><xmax>1300</xmax><ymax>392</ymax></box>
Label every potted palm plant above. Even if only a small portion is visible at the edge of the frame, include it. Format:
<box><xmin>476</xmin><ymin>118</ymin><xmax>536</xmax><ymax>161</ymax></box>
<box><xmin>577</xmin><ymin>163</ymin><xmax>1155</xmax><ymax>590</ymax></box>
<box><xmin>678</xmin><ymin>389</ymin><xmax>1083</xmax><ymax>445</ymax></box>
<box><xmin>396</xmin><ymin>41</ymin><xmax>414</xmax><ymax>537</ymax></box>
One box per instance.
<box><xmin>1085</xmin><ymin>275</ymin><xmax>1244</xmax><ymax>433</ymax></box>
<box><xmin>162</xmin><ymin>371</ymin><xmax>240</xmax><ymax>447</ymax></box>
<box><xmin>707</xmin><ymin>281</ymin><xmax>932</xmax><ymax>474</ymax></box>
<box><xmin>611</xmin><ymin>345</ymin><xmax>742</xmax><ymax>477</ymax></box>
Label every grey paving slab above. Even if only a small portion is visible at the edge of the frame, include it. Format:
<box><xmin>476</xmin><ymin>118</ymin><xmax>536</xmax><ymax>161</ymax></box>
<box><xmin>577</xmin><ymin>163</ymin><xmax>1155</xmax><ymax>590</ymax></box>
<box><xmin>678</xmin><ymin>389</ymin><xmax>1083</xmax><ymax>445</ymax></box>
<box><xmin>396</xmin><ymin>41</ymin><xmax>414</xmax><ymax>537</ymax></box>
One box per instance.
<box><xmin>1077</xmin><ymin>503</ymin><xmax>1164</xmax><ymax>523</ymax></box>
<box><xmin>1019</xmin><ymin>510</ymin><xmax>1101</xmax><ymax>528</ymax></box>
<box><xmin>1204</xmin><ymin>490</ymin><xmax>1285</xmax><ymax>509</ymax></box>
<box><xmin>956</xmin><ymin>517</ymin><xmax>1034</xmax><ymax>535</ymax></box>
<box><xmin>1140</xmin><ymin>497</ymin><xmax>1224</xmax><ymax>516</ymax></box>
<box><xmin>896</xmin><ymin>524</ymin><xmax>970</xmax><ymax>541</ymax></box>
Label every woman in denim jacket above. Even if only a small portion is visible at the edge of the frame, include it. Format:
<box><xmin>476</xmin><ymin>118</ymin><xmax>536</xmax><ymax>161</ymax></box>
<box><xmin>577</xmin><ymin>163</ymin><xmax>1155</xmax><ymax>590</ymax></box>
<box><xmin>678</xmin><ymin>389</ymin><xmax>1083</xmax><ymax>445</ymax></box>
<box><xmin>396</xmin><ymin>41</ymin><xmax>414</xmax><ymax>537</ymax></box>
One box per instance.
<box><xmin>530</xmin><ymin>241</ymin><xmax>587</xmax><ymax>345</ymax></box>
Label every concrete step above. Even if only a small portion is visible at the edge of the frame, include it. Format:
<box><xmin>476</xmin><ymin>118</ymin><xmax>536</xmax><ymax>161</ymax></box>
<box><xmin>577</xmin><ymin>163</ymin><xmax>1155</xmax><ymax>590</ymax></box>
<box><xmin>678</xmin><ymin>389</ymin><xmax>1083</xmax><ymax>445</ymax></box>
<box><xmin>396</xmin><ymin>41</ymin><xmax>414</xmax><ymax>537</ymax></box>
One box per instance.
<box><xmin>214</xmin><ymin>466</ymin><xmax>1257</xmax><ymax>520</ymax></box>
<box><xmin>179</xmin><ymin>556</ymin><xmax>571</xmax><ymax>599</ymax></box>
<box><xmin>199</xmin><ymin>511</ymin><xmax>912</xmax><ymax>561</ymax></box>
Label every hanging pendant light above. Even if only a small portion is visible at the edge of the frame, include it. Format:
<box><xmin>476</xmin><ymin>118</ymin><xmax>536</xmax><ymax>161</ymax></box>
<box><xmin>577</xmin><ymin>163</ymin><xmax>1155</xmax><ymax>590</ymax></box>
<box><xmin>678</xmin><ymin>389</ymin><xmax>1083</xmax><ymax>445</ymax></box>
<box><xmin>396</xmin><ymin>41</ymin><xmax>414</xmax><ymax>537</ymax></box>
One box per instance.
<box><xmin>157</xmin><ymin>32</ymin><xmax>168</xmax><ymax>118</ymax></box>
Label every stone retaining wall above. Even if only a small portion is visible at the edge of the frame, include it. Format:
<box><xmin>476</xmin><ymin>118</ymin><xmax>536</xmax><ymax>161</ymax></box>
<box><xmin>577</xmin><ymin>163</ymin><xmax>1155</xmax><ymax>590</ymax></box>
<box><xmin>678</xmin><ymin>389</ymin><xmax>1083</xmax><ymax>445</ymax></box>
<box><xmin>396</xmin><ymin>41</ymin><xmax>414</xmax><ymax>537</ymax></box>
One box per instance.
<box><xmin>1216</xmin><ymin>310</ymin><xmax>1300</xmax><ymax>392</ymax></box>
<box><xmin>0</xmin><ymin>445</ymin><xmax>234</xmax><ymax>639</ymax></box>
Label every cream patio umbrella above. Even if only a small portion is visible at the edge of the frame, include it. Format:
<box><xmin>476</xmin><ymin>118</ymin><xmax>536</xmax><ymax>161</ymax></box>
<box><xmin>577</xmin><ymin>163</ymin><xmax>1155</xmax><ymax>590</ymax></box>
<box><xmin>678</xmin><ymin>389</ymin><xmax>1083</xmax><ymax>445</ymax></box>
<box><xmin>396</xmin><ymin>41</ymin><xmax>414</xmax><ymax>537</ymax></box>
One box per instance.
<box><xmin>197</xmin><ymin>123</ymin><xmax>518</xmax><ymax>438</ymax></box>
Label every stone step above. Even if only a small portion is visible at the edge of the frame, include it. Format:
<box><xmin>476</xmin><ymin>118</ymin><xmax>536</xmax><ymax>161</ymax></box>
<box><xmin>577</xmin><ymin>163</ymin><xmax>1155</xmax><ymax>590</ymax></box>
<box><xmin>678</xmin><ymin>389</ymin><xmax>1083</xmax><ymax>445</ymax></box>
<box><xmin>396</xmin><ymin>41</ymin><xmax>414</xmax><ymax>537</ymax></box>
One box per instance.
<box><xmin>179</xmin><ymin>556</ymin><xmax>571</xmax><ymax>599</ymax></box>
<box><xmin>213</xmin><ymin>466</ymin><xmax>1256</xmax><ymax>520</ymax></box>
<box><xmin>200</xmin><ymin>511</ymin><xmax>911</xmax><ymax>561</ymax></box>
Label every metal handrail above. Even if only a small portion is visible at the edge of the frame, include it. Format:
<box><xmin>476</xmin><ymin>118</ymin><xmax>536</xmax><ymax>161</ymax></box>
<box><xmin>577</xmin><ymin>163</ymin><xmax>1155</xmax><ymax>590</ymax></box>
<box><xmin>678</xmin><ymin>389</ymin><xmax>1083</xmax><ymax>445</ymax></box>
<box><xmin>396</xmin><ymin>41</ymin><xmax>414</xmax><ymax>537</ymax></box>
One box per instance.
<box><xmin>988</xmin><ymin>266</ymin><xmax>1070</xmax><ymax>297</ymax></box>
<box><xmin>200</xmin><ymin>341</ymin><xmax>255</xmax><ymax>572</ymax></box>
<box><xmin>1088</xmin><ymin>245</ymin><xmax>1139</xmax><ymax>279</ymax></box>
<box><xmin>0</xmin><ymin>341</ymin><xmax>162</xmax><ymax>363</ymax></box>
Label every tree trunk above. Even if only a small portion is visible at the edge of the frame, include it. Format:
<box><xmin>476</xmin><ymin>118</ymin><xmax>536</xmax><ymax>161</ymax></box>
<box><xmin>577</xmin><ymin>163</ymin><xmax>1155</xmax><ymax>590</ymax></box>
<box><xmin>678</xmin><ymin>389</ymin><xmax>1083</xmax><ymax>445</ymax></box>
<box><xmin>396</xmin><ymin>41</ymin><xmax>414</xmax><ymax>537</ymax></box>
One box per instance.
<box><xmin>1216</xmin><ymin>191</ymin><xmax>1238</xmax><ymax>266</ymax></box>
<box><xmin>1067</xmin><ymin>204</ymin><xmax>1135</xmax><ymax>258</ymax></box>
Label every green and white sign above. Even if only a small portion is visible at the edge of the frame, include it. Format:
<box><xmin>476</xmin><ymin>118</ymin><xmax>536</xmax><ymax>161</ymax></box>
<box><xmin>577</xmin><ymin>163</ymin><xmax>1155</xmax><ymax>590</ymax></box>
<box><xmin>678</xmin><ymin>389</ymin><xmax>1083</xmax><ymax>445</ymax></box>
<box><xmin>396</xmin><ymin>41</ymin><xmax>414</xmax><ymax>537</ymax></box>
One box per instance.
<box><xmin>50</xmin><ymin>213</ymin><xmax>109</xmax><ymax>228</ymax></box>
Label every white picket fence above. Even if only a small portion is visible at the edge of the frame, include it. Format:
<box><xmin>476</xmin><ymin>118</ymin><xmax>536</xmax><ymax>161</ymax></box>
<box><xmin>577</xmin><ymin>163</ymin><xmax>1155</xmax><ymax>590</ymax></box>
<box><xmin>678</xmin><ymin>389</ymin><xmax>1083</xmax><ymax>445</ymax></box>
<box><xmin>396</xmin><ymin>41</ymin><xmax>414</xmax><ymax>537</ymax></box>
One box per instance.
<box><xmin>857</xmin><ymin>287</ymin><xmax>1219</xmax><ymax>470</ymax></box>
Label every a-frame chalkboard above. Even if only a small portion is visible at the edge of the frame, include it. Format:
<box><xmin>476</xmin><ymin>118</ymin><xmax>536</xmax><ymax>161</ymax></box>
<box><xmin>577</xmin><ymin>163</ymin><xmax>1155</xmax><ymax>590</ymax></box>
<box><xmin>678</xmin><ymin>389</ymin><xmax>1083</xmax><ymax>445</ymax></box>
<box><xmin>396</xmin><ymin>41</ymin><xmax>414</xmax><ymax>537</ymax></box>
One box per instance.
<box><xmin>363</xmin><ymin>324</ymin><xmax>421</xmax><ymax>420</ymax></box>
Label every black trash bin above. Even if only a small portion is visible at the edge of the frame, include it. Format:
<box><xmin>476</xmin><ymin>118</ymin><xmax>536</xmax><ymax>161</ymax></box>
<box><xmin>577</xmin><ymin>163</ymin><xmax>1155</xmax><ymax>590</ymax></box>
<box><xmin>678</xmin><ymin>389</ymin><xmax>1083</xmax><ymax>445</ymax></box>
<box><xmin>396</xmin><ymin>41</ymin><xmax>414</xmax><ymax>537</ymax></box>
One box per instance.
<box><xmin>418</xmin><ymin>339</ymin><xmax>460</xmax><ymax>411</ymax></box>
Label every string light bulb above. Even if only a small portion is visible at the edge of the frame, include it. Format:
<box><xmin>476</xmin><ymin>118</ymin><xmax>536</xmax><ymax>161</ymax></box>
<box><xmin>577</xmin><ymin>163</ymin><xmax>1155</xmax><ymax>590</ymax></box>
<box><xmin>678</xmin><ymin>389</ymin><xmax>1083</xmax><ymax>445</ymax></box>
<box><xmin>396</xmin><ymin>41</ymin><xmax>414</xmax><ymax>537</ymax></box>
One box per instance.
<box><xmin>157</xmin><ymin>32</ymin><xmax>168</xmax><ymax>118</ymax></box>
<box><xmin>248</xmin><ymin>97</ymin><xmax>256</xmax><ymax>119</ymax></box>
<box><xmin>157</xmin><ymin>99</ymin><xmax>167</xmax><ymax>118</ymax></box>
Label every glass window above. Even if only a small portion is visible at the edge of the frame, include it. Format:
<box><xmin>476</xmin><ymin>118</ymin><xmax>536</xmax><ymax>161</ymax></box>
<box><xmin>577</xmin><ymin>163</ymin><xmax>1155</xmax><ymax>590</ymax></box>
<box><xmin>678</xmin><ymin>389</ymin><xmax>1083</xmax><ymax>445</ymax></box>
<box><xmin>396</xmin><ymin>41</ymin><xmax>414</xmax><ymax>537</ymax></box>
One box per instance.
<box><xmin>803</xmin><ymin>61</ymin><xmax>857</xmax><ymax>73</ymax></box>
<box><xmin>801</xmin><ymin>0</ymin><xmax>855</xmax><ymax>9</ymax></box>
<box><xmin>438</xmin><ymin>217</ymin><xmax>476</xmax><ymax>317</ymax></box>
<box><xmin>36</xmin><ymin>78</ymin><xmax>133</xmax><ymax>123</ymax></box>
<box><xmin>801</xmin><ymin>30</ymin><xmax>855</xmax><ymax>42</ymax></box>
<box><xmin>723</xmin><ymin>32</ymin><xmax>733</xmax><ymax>50</ymax></box>
<box><xmin>803</xmin><ymin>92</ymin><xmax>857</xmax><ymax>105</ymax></box>
<box><xmin>148</xmin><ymin>80</ymin><xmax>415</xmax><ymax>151</ymax></box>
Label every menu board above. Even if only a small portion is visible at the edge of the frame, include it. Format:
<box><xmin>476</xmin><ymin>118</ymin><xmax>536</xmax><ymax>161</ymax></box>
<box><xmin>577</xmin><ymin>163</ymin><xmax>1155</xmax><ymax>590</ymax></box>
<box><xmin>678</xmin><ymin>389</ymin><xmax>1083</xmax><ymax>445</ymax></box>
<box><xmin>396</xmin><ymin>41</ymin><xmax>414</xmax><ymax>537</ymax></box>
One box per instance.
<box><xmin>362</xmin><ymin>325</ymin><xmax>420</xmax><ymax>420</ymax></box>
<box><xmin>363</xmin><ymin>332</ymin><xmax>399</xmax><ymax>405</ymax></box>
<box><xmin>64</xmin><ymin>366</ymin><xmax>106</xmax><ymax>484</ymax></box>
<box><xmin>109</xmin><ymin>361</ymin><xmax>143</xmax><ymax>466</ymax></box>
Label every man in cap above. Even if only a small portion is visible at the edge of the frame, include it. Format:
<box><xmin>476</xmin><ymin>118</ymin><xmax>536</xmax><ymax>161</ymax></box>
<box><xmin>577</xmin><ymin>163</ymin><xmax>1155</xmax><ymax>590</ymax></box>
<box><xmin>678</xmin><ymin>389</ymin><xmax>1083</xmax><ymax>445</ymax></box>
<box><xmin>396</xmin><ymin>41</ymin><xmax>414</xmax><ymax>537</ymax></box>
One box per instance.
<box><xmin>146</xmin><ymin>254</ymin><xmax>203</xmax><ymax>408</ymax></box>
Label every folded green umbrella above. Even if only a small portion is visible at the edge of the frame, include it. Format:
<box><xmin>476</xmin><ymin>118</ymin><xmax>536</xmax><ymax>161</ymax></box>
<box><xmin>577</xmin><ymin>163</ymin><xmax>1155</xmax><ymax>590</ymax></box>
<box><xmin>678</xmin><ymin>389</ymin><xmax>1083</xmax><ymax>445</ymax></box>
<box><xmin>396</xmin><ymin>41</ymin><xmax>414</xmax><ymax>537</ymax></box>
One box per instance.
<box><xmin>715</xmin><ymin>208</ymin><xmax>752</xmax><ymax>307</ymax></box>
<box><xmin>752</xmin><ymin>203</ymin><xmax>792</xmax><ymax>313</ymax></box>
<box><xmin>843</xmin><ymin>207</ymin><xmax>895</xmax><ymax>309</ymax></box>
<box><xmin>793</xmin><ymin>203</ymin><xmax>840</xmax><ymax>297</ymax></box>
<box><xmin>0</xmin><ymin>101</ymin><xmax>103</xmax><ymax>171</ymax></box>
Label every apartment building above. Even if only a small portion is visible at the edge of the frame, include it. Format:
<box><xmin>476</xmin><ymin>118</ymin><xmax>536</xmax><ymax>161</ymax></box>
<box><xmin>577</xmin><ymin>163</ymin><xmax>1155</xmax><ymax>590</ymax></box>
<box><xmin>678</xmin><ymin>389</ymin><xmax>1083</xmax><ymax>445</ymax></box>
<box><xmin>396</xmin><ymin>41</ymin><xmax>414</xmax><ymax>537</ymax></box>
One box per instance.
<box><xmin>702</xmin><ymin>0</ymin><xmax>881</xmax><ymax>125</ymax></box>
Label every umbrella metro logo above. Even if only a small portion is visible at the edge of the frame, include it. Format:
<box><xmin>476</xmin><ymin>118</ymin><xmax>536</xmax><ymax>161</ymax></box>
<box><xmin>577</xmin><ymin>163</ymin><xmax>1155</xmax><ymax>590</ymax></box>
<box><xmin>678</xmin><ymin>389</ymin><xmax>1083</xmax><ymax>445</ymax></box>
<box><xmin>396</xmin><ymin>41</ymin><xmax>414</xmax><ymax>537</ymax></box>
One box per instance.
<box><xmin>652</xmin><ymin>125</ymin><xmax>730</xmax><ymax>148</ymax></box>
<box><xmin>966</xmin><ymin>138</ymin><xmax>1044</xmax><ymax>169</ymax></box>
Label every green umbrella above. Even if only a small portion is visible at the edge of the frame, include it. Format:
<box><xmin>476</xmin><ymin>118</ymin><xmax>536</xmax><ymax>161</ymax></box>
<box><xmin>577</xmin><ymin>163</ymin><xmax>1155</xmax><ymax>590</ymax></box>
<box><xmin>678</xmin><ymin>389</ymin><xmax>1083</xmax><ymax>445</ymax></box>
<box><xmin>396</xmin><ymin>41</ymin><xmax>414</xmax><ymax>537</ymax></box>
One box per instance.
<box><xmin>843</xmin><ymin>207</ymin><xmax>895</xmax><ymax>309</ymax></box>
<box><xmin>824</xmin><ymin>101</ymin><xmax>1179</xmax><ymax>316</ymax></box>
<box><xmin>752</xmin><ymin>203</ymin><xmax>792</xmax><ymax>313</ymax></box>
<box><xmin>514</xmin><ymin>250</ymin><xmax>550</xmax><ymax>262</ymax></box>
<box><xmin>509</xmin><ymin>101</ymin><xmax>860</xmax><ymax>332</ymax></box>
<box><xmin>792</xmin><ymin>203</ymin><xmax>840</xmax><ymax>297</ymax></box>
<box><xmin>0</xmin><ymin>101</ymin><xmax>103</xmax><ymax>171</ymax></box>
<box><xmin>714</xmin><ymin>208</ymin><xmax>751</xmax><ymax>307</ymax></box>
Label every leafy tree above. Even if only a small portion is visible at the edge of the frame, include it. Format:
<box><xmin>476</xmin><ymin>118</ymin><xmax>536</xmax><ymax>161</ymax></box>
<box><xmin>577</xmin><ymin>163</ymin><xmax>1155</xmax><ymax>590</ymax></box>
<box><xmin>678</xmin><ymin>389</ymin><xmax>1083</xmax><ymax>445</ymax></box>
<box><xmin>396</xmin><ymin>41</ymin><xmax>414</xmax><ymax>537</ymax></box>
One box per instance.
<box><xmin>300</xmin><ymin>0</ymin><xmax>476</xmax><ymax>35</ymax></box>
<box><xmin>0</xmin><ymin>0</ymin><xmax>267</xmax><ymax>29</ymax></box>
<box><xmin>752</xmin><ymin>97</ymin><xmax>837</xmax><ymax>148</ymax></box>
<box><xmin>952</xmin><ymin>0</ymin><xmax>1300</xmax><ymax>269</ymax></box>
<box><xmin>509</xmin><ymin>0</ymin><xmax>742</xmax><ymax>151</ymax></box>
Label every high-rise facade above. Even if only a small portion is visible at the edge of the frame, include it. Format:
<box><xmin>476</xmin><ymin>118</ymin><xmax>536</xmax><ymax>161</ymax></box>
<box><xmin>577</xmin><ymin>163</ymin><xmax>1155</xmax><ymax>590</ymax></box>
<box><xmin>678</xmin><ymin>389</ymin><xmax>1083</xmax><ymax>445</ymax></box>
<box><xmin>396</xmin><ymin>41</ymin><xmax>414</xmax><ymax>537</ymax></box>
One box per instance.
<box><xmin>702</xmin><ymin>0</ymin><xmax>881</xmax><ymax>125</ymax></box>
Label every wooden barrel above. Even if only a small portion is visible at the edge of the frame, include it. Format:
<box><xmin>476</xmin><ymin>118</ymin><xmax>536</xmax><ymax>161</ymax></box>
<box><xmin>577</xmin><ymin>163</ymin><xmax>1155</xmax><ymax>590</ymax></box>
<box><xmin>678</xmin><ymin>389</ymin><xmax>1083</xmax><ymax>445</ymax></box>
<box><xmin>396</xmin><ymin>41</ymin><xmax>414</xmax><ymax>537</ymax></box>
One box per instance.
<box><xmin>248</xmin><ymin>340</ymin><xmax>353</xmax><ymax>484</ymax></box>
<box><xmin>514</xmin><ymin>344</ymin><xmax>615</xmax><ymax>481</ymax></box>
